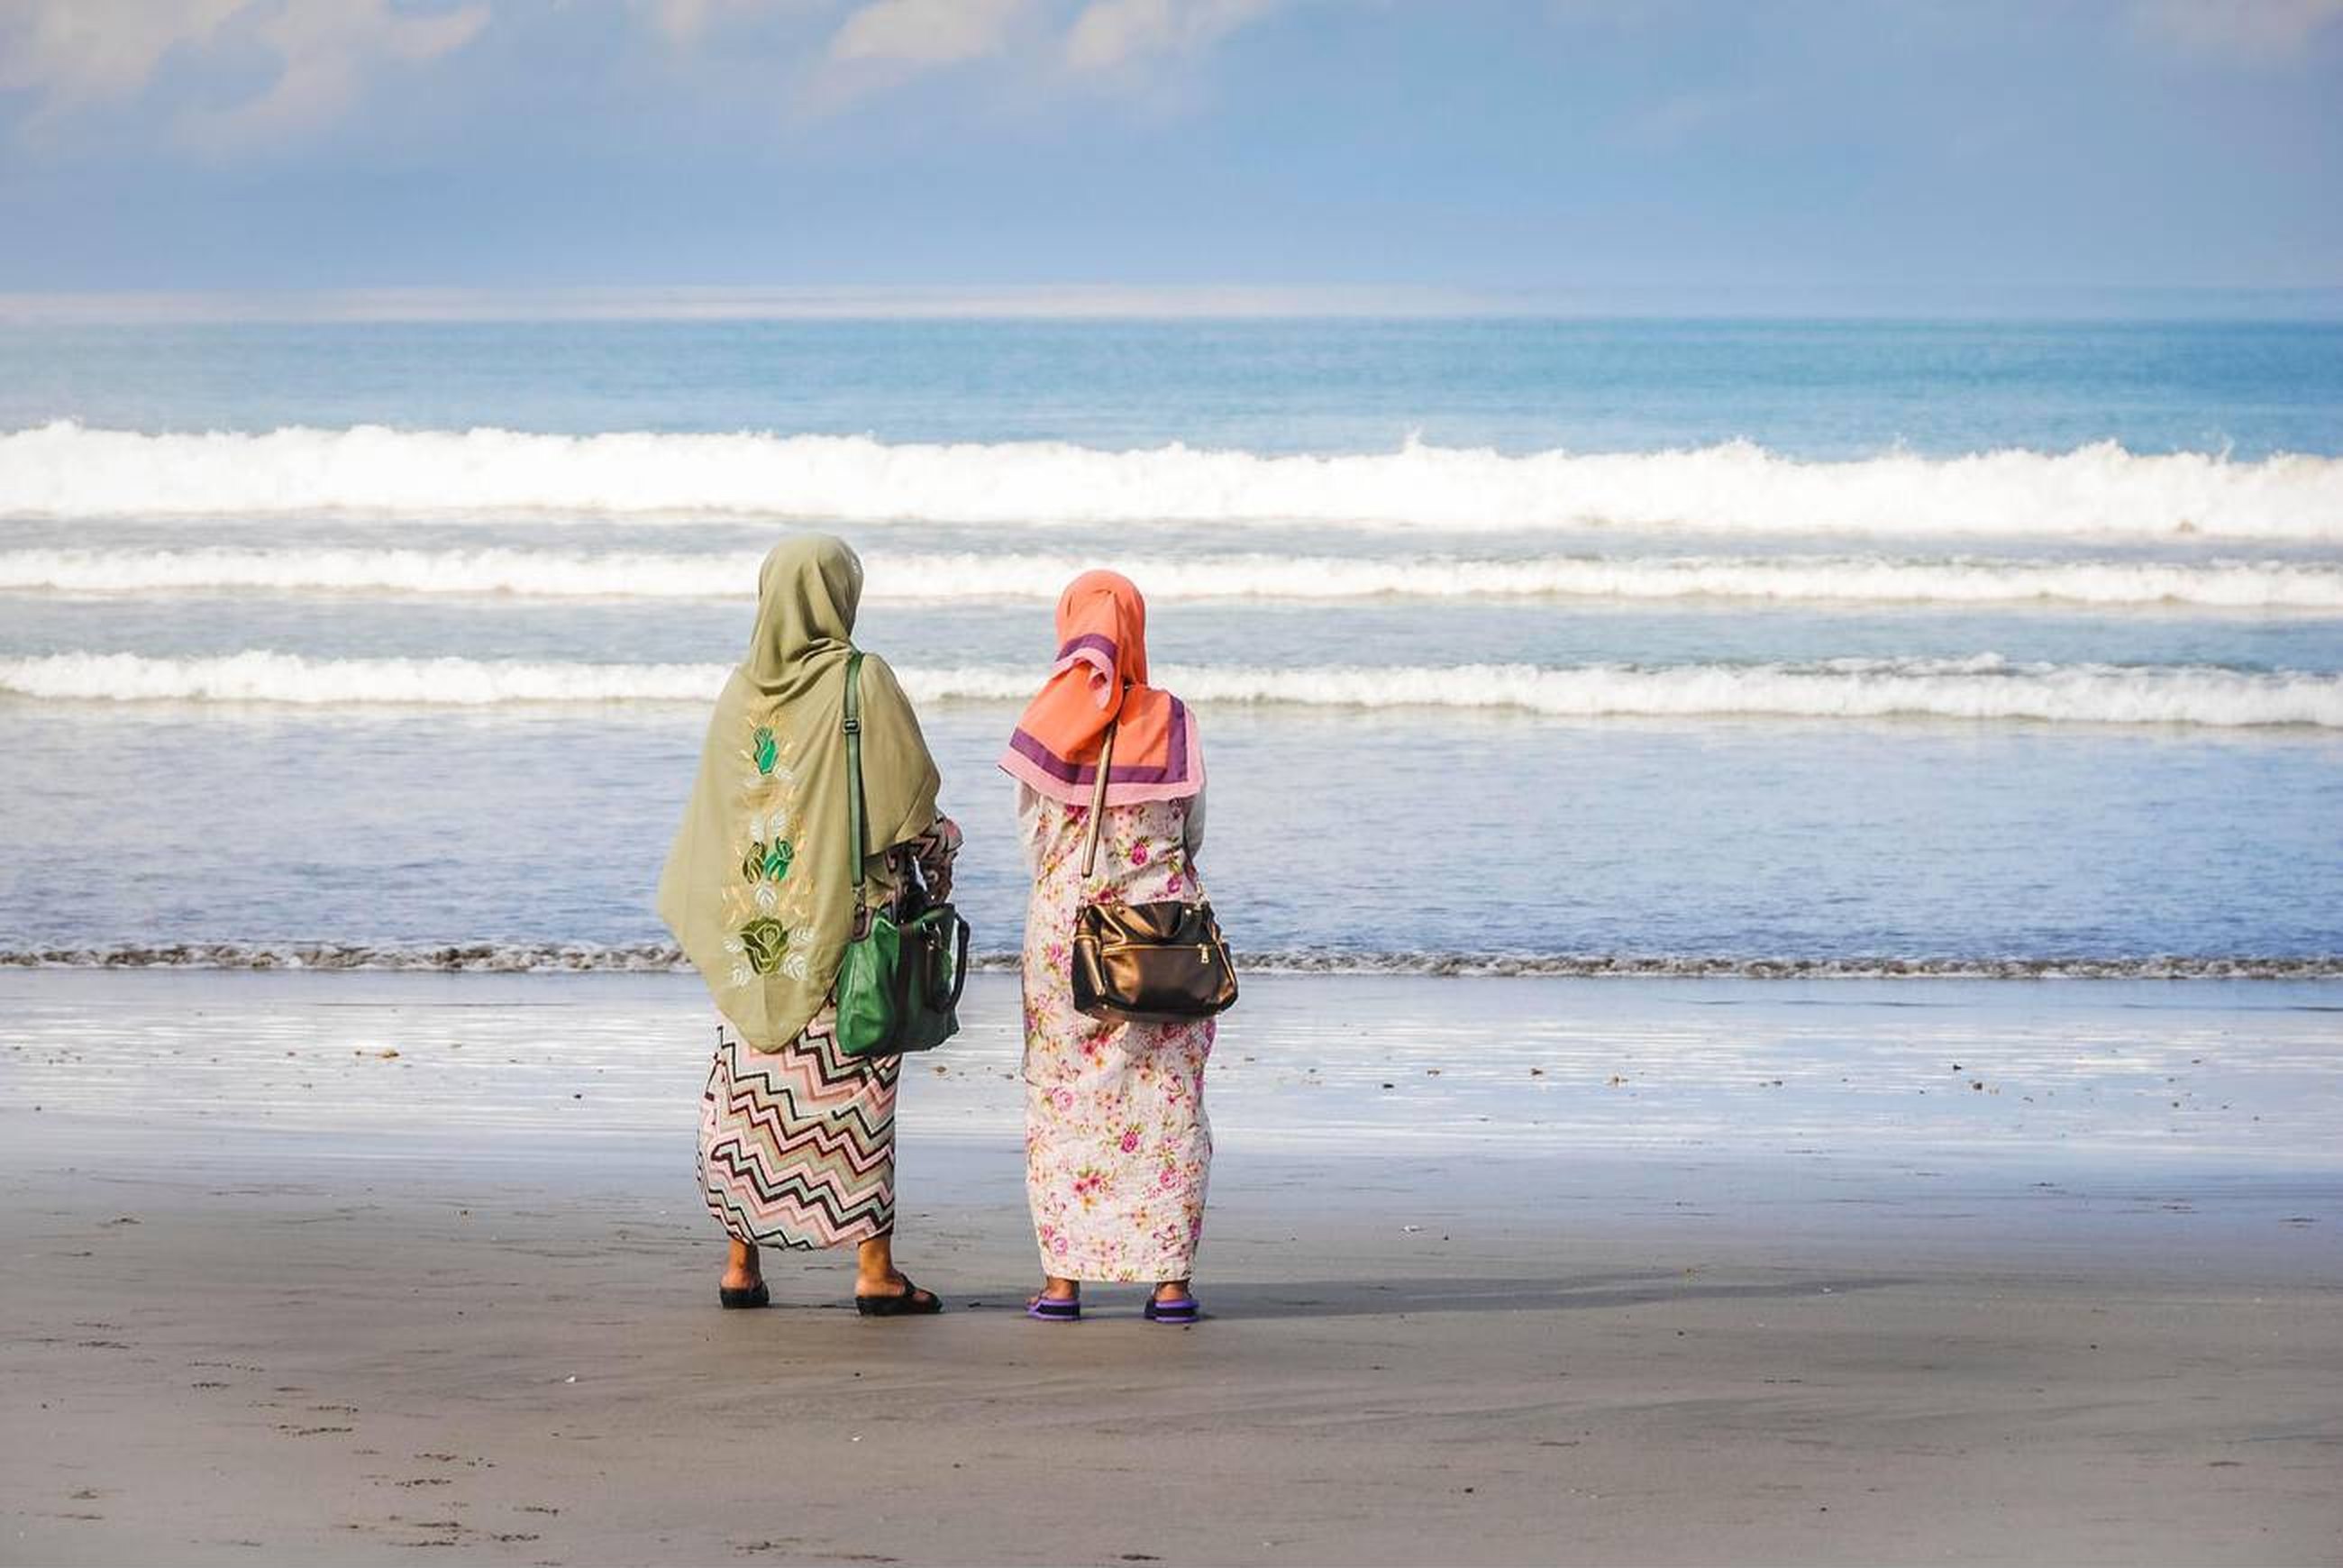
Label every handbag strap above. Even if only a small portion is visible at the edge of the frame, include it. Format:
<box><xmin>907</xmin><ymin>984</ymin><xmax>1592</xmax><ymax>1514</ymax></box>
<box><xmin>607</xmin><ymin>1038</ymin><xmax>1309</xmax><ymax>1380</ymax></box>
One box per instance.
<box><xmin>1079</xmin><ymin>715</ymin><xmax>1118</xmax><ymax>879</ymax></box>
<box><xmin>843</xmin><ymin>652</ymin><xmax>868</xmax><ymax>918</ymax></box>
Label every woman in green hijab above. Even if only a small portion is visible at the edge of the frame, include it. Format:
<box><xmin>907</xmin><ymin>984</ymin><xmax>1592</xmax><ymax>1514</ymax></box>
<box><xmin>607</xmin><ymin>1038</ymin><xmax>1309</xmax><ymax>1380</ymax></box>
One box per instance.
<box><xmin>660</xmin><ymin>533</ymin><xmax>960</xmax><ymax>1315</ymax></box>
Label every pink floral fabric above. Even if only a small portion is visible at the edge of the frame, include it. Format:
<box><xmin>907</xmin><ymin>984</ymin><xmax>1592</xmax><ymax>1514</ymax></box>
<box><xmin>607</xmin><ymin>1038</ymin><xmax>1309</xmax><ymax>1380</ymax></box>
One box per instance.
<box><xmin>1021</xmin><ymin>793</ymin><xmax>1214</xmax><ymax>1282</ymax></box>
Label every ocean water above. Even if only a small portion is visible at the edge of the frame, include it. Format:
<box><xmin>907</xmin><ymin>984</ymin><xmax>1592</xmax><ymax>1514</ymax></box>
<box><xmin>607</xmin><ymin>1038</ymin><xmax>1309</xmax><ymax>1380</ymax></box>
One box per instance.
<box><xmin>2</xmin><ymin>315</ymin><xmax>2339</xmax><ymax>973</ymax></box>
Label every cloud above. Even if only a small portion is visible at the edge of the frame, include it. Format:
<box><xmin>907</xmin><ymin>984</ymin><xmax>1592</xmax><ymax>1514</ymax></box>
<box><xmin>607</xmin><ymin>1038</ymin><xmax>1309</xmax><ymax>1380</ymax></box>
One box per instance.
<box><xmin>1614</xmin><ymin>87</ymin><xmax>1754</xmax><ymax>151</ymax></box>
<box><xmin>635</xmin><ymin>0</ymin><xmax>805</xmax><ymax>47</ymax></box>
<box><xmin>179</xmin><ymin>1</ymin><xmax>490</xmax><ymax>151</ymax></box>
<box><xmin>1062</xmin><ymin>0</ymin><xmax>1283</xmax><ymax>72</ymax></box>
<box><xmin>2134</xmin><ymin>0</ymin><xmax>2343</xmax><ymax>62</ymax></box>
<box><xmin>4</xmin><ymin>1</ymin><xmax>1298</xmax><ymax>146</ymax></box>
<box><xmin>0</xmin><ymin>0</ymin><xmax>246</xmax><ymax>121</ymax></box>
<box><xmin>827</xmin><ymin>0</ymin><xmax>1029</xmax><ymax>66</ymax></box>
<box><xmin>0</xmin><ymin>0</ymin><xmax>490</xmax><ymax>150</ymax></box>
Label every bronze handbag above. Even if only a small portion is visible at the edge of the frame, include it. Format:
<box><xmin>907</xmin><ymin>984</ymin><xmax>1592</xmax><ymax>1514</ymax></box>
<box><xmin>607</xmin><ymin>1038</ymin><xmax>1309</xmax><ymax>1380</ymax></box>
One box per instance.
<box><xmin>1069</xmin><ymin>716</ymin><xmax>1239</xmax><ymax>1024</ymax></box>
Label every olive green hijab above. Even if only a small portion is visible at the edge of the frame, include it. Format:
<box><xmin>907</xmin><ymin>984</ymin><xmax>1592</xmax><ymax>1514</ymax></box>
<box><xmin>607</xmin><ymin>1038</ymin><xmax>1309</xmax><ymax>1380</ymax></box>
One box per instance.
<box><xmin>657</xmin><ymin>534</ymin><xmax>942</xmax><ymax>1052</ymax></box>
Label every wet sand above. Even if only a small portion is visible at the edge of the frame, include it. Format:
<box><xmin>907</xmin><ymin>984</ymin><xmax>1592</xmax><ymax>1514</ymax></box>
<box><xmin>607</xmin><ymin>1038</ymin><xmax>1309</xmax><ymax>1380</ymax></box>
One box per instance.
<box><xmin>4</xmin><ymin>973</ymin><xmax>2341</xmax><ymax>1564</ymax></box>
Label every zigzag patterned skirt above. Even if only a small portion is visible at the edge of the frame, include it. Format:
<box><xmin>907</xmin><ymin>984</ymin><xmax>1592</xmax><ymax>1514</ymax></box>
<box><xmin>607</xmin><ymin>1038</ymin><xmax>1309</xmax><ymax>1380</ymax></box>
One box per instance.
<box><xmin>697</xmin><ymin>1011</ymin><xmax>900</xmax><ymax>1251</ymax></box>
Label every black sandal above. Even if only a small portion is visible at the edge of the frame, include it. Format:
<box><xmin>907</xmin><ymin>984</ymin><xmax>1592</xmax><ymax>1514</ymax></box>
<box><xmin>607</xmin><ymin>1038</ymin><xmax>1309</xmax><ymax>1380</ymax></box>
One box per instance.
<box><xmin>719</xmin><ymin>1281</ymin><xmax>770</xmax><ymax>1310</ymax></box>
<box><xmin>854</xmin><ymin>1273</ymin><xmax>944</xmax><ymax>1317</ymax></box>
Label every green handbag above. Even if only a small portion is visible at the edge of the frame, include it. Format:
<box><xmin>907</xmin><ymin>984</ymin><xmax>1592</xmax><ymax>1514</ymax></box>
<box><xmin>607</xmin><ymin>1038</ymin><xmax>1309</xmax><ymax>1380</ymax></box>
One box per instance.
<box><xmin>834</xmin><ymin>652</ymin><xmax>971</xmax><ymax>1059</ymax></box>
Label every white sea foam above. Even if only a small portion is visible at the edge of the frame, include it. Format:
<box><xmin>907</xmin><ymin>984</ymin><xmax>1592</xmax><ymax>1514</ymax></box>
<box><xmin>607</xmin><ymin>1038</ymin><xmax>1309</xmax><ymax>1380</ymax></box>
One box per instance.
<box><xmin>0</xmin><ymin>652</ymin><xmax>731</xmax><ymax>706</ymax></box>
<box><xmin>1</xmin><ymin>940</ymin><xmax>2332</xmax><ymax>979</ymax></box>
<box><xmin>3</xmin><ymin>421</ymin><xmax>2338</xmax><ymax>540</ymax></box>
<box><xmin>7</xmin><ymin>544</ymin><xmax>2343</xmax><ymax>609</ymax></box>
<box><xmin>4</xmin><ymin>651</ymin><xmax>2337</xmax><ymax>727</ymax></box>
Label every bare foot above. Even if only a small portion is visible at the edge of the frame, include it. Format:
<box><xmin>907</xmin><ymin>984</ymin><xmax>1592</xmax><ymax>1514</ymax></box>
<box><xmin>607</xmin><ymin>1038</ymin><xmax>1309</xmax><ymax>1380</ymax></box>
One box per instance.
<box><xmin>1029</xmin><ymin>1275</ymin><xmax>1080</xmax><ymax>1309</ymax></box>
<box><xmin>856</xmin><ymin>1269</ymin><xmax>939</xmax><ymax>1308</ymax></box>
<box><xmin>853</xmin><ymin>1233</ymin><xmax>938</xmax><ymax>1305</ymax></box>
<box><xmin>722</xmin><ymin>1238</ymin><xmax>761</xmax><ymax>1291</ymax></box>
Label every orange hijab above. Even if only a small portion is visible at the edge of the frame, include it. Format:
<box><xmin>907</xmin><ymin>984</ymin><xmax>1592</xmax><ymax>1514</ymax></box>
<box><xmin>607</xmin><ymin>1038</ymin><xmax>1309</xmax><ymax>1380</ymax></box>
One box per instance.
<box><xmin>1000</xmin><ymin>570</ymin><xmax>1205</xmax><ymax>807</ymax></box>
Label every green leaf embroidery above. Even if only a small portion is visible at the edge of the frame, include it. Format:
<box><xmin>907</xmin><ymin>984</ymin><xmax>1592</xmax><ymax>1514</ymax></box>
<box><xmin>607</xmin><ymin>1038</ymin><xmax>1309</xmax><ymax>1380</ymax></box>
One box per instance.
<box><xmin>752</xmin><ymin>726</ymin><xmax>778</xmax><ymax>775</ymax></box>
<box><xmin>741</xmin><ymin>838</ymin><xmax>795</xmax><ymax>882</ymax></box>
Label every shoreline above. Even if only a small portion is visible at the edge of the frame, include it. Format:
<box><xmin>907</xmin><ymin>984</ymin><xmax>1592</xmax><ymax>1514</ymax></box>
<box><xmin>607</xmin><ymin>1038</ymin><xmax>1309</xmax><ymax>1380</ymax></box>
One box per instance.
<box><xmin>6</xmin><ymin>969</ymin><xmax>2339</xmax><ymax>1165</ymax></box>
<box><xmin>8</xmin><ymin>944</ymin><xmax>2343</xmax><ymax>980</ymax></box>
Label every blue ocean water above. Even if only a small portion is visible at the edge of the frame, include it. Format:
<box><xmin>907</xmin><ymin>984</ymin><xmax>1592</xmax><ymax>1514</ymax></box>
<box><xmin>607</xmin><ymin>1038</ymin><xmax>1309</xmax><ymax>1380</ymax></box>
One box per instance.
<box><xmin>6</xmin><ymin>317</ymin><xmax>2341</xmax><ymax>456</ymax></box>
<box><xmin>1</xmin><ymin>315</ymin><xmax>2338</xmax><ymax>971</ymax></box>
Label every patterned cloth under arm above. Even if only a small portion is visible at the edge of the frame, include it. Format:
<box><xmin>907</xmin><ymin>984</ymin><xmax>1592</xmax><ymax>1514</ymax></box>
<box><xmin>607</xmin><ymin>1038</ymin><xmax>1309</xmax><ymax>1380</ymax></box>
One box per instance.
<box><xmin>901</xmin><ymin>815</ymin><xmax>962</xmax><ymax>903</ymax></box>
<box><xmin>852</xmin><ymin>815</ymin><xmax>962</xmax><ymax>940</ymax></box>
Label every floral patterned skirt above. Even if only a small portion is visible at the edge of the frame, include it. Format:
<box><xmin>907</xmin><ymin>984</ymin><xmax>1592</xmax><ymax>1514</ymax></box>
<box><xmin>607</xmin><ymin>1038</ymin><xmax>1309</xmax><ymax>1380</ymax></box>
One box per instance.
<box><xmin>1020</xmin><ymin>792</ymin><xmax>1216</xmax><ymax>1282</ymax></box>
<box><xmin>1023</xmin><ymin>1018</ymin><xmax>1214</xmax><ymax>1282</ymax></box>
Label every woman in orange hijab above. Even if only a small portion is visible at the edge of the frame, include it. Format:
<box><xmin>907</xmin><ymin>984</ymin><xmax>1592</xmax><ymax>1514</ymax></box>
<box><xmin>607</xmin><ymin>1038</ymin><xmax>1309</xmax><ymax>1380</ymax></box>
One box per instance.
<box><xmin>1000</xmin><ymin>570</ymin><xmax>1213</xmax><ymax>1325</ymax></box>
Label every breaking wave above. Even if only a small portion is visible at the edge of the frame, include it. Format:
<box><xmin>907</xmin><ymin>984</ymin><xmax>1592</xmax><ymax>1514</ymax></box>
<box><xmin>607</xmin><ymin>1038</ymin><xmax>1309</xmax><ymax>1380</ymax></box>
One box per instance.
<box><xmin>3</xmin><ymin>421</ymin><xmax>2338</xmax><ymax>541</ymax></box>
<box><xmin>8</xmin><ymin>543</ymin><xmax>2343</xmax><ymax>609</ymax></box>
<box><xmin>2</xmin><ymin>941</ymin><xmax>2333</xmax><ymax>979</ymax></box>
<box><xmin>4</xmin><ymin>651</ymin><xmax>2339</xmax><ymax>727</ymax></box>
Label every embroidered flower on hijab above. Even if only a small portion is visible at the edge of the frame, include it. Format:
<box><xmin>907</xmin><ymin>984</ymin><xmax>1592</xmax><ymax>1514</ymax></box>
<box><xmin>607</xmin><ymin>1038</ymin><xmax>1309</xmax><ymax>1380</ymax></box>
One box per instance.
<box><xmin>739</xmin><ymin>838</ymin><xmax>795</xmax><ymax>883</ymax></box>
<box><xmin>737</xmin><ymin>917</ymin><xmax>789</xmax><ymax>974</ymax></box>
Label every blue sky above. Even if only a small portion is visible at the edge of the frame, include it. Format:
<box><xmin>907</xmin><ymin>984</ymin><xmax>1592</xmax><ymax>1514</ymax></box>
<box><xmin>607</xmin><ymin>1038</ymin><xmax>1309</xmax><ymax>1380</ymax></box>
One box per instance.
<box><xmin>1</xmin><ymin>0</ymin><xmax>2338</xmax><ymax>298</ymax></box>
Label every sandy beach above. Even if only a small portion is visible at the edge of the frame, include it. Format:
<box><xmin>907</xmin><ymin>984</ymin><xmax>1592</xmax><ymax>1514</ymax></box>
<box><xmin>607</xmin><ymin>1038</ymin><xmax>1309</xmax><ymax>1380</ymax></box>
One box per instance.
<box><xmin>5</xmin><ymin>971</ymin><xmax>2339</xmax><ymax>1565</ymax></box>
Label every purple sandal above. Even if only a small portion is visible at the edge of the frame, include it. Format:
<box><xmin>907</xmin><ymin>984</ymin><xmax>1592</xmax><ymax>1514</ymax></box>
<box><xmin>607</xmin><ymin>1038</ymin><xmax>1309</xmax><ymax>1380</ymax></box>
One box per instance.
<box><xmin>1143</xmin><ymin>1295</ymin><xmax>1200</xmax><ymax>1325</ymax></box>
<box><xmin>1026</xmin><ymin>1293</ymin><xmax>1081</xmax><ymax>1323</ymax></box>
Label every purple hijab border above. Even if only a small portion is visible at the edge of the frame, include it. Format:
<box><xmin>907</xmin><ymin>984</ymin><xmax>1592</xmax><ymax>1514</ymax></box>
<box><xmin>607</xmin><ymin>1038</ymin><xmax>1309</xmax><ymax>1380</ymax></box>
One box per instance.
<box><xmin>1002</xmin><ymin>697</ymin><xmax>1204</xmax><ymax>807</ymax></box>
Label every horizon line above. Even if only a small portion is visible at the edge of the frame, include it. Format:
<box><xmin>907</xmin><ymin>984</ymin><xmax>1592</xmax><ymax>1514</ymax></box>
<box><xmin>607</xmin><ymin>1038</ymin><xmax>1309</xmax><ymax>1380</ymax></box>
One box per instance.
<box><xmin>3</xmin><ymin>282</ymin><xmax>2341</xmax><ymax>326</ymax></box>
